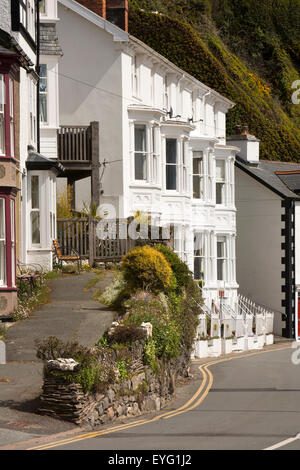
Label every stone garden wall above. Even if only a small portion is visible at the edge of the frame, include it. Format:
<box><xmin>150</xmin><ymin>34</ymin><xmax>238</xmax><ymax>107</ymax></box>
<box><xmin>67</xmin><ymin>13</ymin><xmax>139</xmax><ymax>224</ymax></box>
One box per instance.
<box><xmin>38</xmin><ymin>343</ymin><xmax>190</xmax><ymax>427</ymax></box>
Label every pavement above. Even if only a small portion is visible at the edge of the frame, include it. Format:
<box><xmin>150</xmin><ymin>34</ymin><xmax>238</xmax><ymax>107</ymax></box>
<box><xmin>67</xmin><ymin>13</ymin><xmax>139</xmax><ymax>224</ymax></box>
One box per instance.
<box><xmin>0</xmin><ymin>270</ymin><xmax>116</xmax><ymax>447</ymax></box>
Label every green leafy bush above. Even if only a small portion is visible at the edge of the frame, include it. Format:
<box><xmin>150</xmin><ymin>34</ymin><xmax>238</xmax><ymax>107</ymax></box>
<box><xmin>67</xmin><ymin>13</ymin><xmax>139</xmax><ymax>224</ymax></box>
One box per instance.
<box><xmin>154</xmin><ymin>244</ymin><xmax>192</xmax><ymax>292</ymax></box>
<box><xmin>124</xmin><ymin>297</ymin><xmax>181</xmax><ymax>360</ymax></box>
<box><xmin>116</xmin><ymin>358</ymin><xmax>130</xmax><ymax>382</ymax></box>
<box><xmin>122</xmin><ymin>246</ymin><xmax>172</xmax><ymax>293</ymax></box>
<box><xmin>143</xmin><ymin>338</ymin><xmax>158</xmax><ymax>373</ymax></box>
<box><xmin>129</xmin><ymin>4</ymin><xmax>300</xmax><ymax>162</ymax></box>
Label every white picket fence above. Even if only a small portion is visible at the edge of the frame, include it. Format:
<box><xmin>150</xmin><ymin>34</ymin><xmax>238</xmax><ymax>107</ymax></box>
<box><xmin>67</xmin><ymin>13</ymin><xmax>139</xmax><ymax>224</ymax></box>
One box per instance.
<box><xmin>193</xmin><ymin>293</ymin><xmax>275</xmax><ymax>359</ymax></box>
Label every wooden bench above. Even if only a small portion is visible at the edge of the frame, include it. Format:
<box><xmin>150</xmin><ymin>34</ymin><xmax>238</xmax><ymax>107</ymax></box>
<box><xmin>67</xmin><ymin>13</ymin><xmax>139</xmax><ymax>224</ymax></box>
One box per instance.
<box><xmin>17</xmin><ymin>261</ymin><xmax>44</xmax><ymax>293</ymax></box>
<box><xmin>53</xmin><ymin>239</ymin><xmax>82</xmax><ymax>272</ymax></box>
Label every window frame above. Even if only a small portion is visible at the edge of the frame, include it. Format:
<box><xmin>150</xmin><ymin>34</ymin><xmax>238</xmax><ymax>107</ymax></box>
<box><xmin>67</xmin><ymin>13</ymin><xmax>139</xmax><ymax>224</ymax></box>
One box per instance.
<box><xmin>0</xmin><ymin>194</ymin><xmax>16</xmax><ymax>290</ymax></box>
<box><xmin>0</xmin><ymin>74</ymin><xmax>15</xmax><ymax>159</ymax></box>
<box><xmin>192</xmin><ymin>150</ymin><xmax>205</xmax><ymax>200</ymax></box>
<box><xmin>0</xmin><ymin>198</ymin><xmax>6</xmax><ymax>288</ymax></box>
<box><xmin>39</xmin><ymin>0</ymin><xmax>47</xmax><ymax>15</ymax></box>
<box><xmin>165</xmin><ymin>138</ymin><xmax>178</xmax><ymax>191</ymax></box>
<box><xmin>131</xmin><ymin>122</ymin><xmax>161</xmax><ymax>186</ymax></box>
<box><xmin>30</xmin><ymin>175</ymin><xmax>41</xmax><ymax>247</ymax></box>
<box><xmin>194</xmin><ymin>232</ymin><xmax>206</xmax><ymax>281</ymax></box>
<box><xmin>216</xmin><ymin>236</ymin><xmax>228</xmax><ymax>282</ymax></box>
<box><xmin>215</xmin><ymin>159</ymin><xmax>226</xmax><ymax>205</ymax></box>
<box><xmin>39</xmin><ymin>64</ymin><xmax>48</xmax><ymax>125</ymax></box>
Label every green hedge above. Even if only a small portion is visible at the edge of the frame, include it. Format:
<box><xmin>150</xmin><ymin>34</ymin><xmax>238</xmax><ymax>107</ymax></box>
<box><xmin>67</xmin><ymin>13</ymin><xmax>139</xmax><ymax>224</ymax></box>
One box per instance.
<box><xmin>128</xmin><ymin>3</ymin><xmax>300</xmax><ymax>162</ymax></box>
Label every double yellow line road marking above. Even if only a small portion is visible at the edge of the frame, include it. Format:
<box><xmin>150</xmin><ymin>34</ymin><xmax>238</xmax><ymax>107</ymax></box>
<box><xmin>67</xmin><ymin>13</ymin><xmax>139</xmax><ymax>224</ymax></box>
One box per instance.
<box><xmin>28</xmin><ymin>344</ymin><xmax>291</xmax><ymax>450</ymax></box>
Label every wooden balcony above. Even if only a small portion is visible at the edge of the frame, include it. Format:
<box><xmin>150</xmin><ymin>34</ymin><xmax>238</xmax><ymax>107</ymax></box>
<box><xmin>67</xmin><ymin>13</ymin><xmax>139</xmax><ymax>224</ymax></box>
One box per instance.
<box><xmin>57</xmin><ymin>121</ymin><xmax>100</xmax><ymax>207</ymax></box>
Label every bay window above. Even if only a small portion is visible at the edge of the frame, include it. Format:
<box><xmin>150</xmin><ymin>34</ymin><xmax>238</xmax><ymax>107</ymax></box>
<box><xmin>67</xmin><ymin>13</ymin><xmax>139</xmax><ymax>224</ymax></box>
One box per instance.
<box><xmin>0</xmin><ymin>74</ymin><xmax>15</xmax><ymax>158</ymax></box>
<box><xmin>174</xmin><ymin>226</ymin><xmax>189</xmax><ymax>264</ymax></box>
<box><xmin>217</xmin><ymin>237</ymin><xmax>227</xmax><ymax>281</ymax></box>
<box><xmin>30</xmin><ymin>175</ymin><xmax>41</xmax><ymax>245</ymax></box>
<box><xmin>151</xmin><ymin>126</ymin><xmax>159</xmax><ymax>184</ymax></box>
<box><xmin>194</xmin><ymin>232</ymin><xmax>205</xmax><ymax>281</ymax></box>
<box><xmin>39</xmin><ymin>64</ymin><xmax>48</xmax><ymax>124</ymax></box>
<box><xmin>182</xmin><ymin>141</ymin><xmax>188</xmax><ymax>193</ymax></box>
<box><xmin>0</xmin><ymin>195</ymin><xmax>16</xmax><ymax>289</ymax></box>
<box><xmin>9</xmin><ymin>78</ymin><xmax>15</xmax><ymax>157</ymax></box>
<box><xmin>193</xmin><ymin>151</ymin><xmax>204</xmax><ymax>199</ymax></box>
<box><xmin>0</xmin><ymin>199</ymin><xmax>6</xmax><ymax>287</ymax></box>
<box><xmin>166</xmin><ymin>138</ymin><xmax>177</xmax><ymax>190</ymax></box>
<box><xmin>132</xmin><ymin>123</ymin><xmax>161</xmax><ymax>184</ymax></box>
<box><xmin>134</xmin><ymin>124</ymin><xmax>147</xmax><ymax>181</ymax></box>
<box><xmin>216</xmin><ymin>159</ymin><xmax>225</xmax><ymax>205</ymax></box>
<box><xmin>0</xmin><ymin>75</ymin><xmax>5</xmax><ymax>155</ymax></box>
<box><xmin>50</xmin><ymin>176</ymin><xmax>56</xmax><ymax>240</ymax></box>
<box><xmin>10</xmin><ymin>200</ymin><xmax>15</xmax><ymax>287</ymax></box>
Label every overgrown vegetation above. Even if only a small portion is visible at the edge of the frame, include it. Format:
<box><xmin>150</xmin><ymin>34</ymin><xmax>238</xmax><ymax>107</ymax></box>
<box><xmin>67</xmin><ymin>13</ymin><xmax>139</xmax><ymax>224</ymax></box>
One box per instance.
<box><xmin>37</xmin><ymin>245</ymin><xmax>203</xmax><ymax>393</ymax></box>
<box><xmin>13</xmin><ymin>271</ymin><xmax>59</xmax><ymax>321</ymax></box>
<box><xmin>129</xmin><ymin>1</ymin><xmax>300</xmax><ymax>162</ymax></box>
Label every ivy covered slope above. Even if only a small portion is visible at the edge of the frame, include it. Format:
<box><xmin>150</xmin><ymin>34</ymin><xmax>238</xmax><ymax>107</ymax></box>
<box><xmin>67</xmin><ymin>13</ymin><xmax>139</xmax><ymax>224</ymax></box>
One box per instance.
<box><xmin>129</xmin><ymin>0</ymin><xmax>300</xmax><ymax>162</ymax></box>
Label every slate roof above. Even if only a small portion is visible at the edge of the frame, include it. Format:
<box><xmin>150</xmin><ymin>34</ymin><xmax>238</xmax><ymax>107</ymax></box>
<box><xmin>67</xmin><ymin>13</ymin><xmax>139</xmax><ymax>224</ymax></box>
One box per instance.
<box><xmin>40</xmin><ymin>24</ymin><xmax>63</xmax><ymax>56</ymax></box>
<box><xmin>235</xmin><ymin>157</ymin><xmax>300</xmax><ymax>199</ymax></box>
<box><xmin>26</xmin><ymin>150</ymin><xmax>65</xmax><ymax>173</ymax></box>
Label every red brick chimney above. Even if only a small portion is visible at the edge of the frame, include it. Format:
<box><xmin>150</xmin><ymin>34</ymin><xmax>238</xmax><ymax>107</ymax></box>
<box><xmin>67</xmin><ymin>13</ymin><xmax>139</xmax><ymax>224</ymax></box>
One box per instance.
<box><xmin>76</xmin><ymin>0</ymin><xmax>128</xmax><ymax>31</ymax></box>
<box><xmin>106</xmin><ymin>0</ymin><xmax>128</xmax><ymax>32</ymax></box>
<box><xmin>76</xmin><ymin>0</ymin><xmax>106</xmax><ymax>18</ymax></box>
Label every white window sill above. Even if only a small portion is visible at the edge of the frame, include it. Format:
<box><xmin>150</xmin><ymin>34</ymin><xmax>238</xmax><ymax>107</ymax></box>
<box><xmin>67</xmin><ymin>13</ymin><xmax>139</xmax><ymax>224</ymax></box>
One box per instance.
<box><xmin>130</xmin><ymin>182</ymin><xmax>161</xmax><ymax>190</ymax></box>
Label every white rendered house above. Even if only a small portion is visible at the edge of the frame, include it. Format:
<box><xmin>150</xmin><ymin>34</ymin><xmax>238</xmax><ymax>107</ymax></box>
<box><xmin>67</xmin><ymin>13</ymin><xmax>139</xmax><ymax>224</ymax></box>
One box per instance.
<box><xmin>24</xmin><ymin>0</ymin><xmax>62</xmax><ymax>271</ymax></box>
<box><xmin>56</xmin><ymin>0</ymin><xmax>240</xmax><ymax>312</ymax></box>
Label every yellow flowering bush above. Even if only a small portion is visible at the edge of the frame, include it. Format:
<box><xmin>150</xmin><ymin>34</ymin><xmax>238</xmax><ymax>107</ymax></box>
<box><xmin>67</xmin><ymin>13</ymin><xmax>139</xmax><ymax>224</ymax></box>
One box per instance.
<box><xmin>121</xmin><ymin>246</ymin><xmax>172</xmax><ymax>293</ymax></box>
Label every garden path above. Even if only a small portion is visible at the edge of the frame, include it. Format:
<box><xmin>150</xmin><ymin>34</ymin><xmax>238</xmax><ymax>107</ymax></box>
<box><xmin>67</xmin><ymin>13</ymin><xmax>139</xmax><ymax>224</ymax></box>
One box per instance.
<box><xmin>0</xmin><ymin>270</ymin><xmax>115</xmax><ymax>445</ymax></box>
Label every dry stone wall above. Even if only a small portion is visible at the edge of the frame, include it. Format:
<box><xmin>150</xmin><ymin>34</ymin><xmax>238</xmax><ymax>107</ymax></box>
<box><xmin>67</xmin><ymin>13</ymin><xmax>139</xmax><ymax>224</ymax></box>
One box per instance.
<box><xmin>39</xmin><ymin>364</ymin><xmax>178</xmax><ymax>427</ymax></box>
<box><xmin>38</xmin><ymin>342</ymin><xmax>190</xmax><ymax>427</ymax></box>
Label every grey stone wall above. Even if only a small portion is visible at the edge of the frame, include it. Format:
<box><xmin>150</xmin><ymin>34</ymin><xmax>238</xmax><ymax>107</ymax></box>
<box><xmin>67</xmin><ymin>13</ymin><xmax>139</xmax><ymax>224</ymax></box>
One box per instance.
<box><xmin>39</xmin><ymin>366</ymin><xmax>176</xmax><ymax>427</ymax></box>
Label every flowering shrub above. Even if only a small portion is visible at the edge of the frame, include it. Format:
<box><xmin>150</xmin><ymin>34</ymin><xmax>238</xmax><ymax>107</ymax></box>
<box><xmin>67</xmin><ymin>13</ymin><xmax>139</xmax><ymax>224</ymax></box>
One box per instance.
<box><xmin>122</xmin><ymin>246</ymin><xmax>172</xmax><ymax>293</ymax></box>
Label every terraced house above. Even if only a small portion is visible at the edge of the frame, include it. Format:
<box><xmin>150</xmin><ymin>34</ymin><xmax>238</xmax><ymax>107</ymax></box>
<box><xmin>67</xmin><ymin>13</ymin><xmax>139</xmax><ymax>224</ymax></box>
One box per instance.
<box><xmin>56</xmin><ymin>0</ymin><xmax>241</xmax><ymax>313</ymax></box>
<box><xmin>0</xmin><ymin>0</ymin><xmax>62</xmax><ymax>317</ymax></box>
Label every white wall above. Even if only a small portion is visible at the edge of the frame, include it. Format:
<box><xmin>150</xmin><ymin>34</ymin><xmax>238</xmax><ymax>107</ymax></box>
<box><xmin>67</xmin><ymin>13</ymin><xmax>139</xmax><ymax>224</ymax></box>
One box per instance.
<box><xmin>57</xmin><ymin>4</ymin><xmax>124</xmax><ymax>203</ymax></box>
<box><xmin>235</xmin><ymin>167</ymin><xmax>285</xmax><ymax>334</ymax></box>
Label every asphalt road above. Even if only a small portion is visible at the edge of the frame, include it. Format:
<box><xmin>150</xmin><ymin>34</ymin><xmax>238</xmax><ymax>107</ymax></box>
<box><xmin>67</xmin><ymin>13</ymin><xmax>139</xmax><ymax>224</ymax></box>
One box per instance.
<box><xmin>25</xmin><ymin>344</ymin><xmax>300</xmax><ymax>451</ymax></box>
